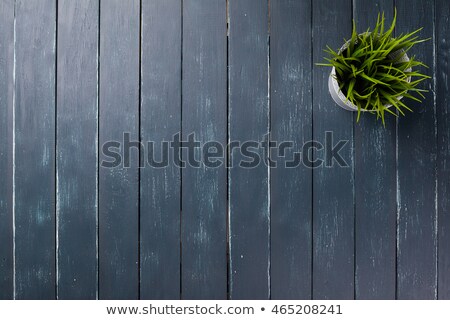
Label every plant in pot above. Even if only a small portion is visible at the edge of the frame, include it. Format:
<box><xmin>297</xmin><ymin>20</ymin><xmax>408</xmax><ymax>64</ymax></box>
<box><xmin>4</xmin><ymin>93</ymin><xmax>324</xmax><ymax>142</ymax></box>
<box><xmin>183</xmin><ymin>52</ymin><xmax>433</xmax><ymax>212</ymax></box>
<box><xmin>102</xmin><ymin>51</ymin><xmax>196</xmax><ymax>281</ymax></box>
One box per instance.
<box><xmin>317</xmin><ymin>10</ymin><xmax>430</xmax><ymax>124</ymax></box>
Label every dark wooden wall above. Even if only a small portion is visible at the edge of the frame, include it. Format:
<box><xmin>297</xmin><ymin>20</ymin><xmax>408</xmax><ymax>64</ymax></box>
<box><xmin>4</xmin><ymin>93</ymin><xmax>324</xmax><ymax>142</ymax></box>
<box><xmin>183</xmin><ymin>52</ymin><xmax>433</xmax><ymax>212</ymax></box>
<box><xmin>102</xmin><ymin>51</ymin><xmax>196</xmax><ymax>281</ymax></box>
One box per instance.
<box><xmin>0</xmin><ymin>0</ymin><xmax>448</xmax><ymax>300</ymax></box>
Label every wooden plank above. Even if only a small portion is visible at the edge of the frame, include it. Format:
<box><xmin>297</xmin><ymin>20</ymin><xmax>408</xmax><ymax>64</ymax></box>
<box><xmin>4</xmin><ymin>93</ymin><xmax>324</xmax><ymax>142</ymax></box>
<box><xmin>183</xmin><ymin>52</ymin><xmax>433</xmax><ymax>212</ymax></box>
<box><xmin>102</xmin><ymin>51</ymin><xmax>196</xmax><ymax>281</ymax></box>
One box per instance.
<box><xmin>0</xmin><ymin>0</ymin><xmax>14</xmax><ymax>300</ymax></box>
<box><xmin>228</xmin><ymin>0</ymin><xmax>269</xmax><ymax>300</ymax></box>
<box><xmin>56</xmin><ymin>0</ymin><xmax>98</xmax><ymax>299</ymax></box>
<box><xmin>312</xmin><ymin>0</ymin><xmax>354</xmax><ymax>299</ymax></box>
<box><xmin>140</xmin><ymin>0</ymin><xmax>181</xmax><ymax>299</ymax></box>
<box><xmin>14</xmin><ymin>0</ymin><xmax>56</xmax><ymax>299</ymax></box>
<box><xmin>99</xmin><ymin>0</ymin><xmax>140</xmax><ymax>299</ymax></box>
<box><xmin>182</xmin><ymin>0</ymin><xmax>227</xmax><ymax>299</ymax></box>
<box><xmin>396</xmin><ymin>0</ymin><xmax>437</xmax><ymax>300</ymax></box>
<box><xmin>436</xmin><ymin>0</ymin><xmax>450</xmax><ymax>300</ymax></box>
<box><xmin>353</xmin><ymin>0</ymin><xmax>396</xmax><ymax>299</ymax></box>
<box><xmin>270</xmin><ymin>0</ymin><xmax>313</xmax><ymax>299</ymax></box>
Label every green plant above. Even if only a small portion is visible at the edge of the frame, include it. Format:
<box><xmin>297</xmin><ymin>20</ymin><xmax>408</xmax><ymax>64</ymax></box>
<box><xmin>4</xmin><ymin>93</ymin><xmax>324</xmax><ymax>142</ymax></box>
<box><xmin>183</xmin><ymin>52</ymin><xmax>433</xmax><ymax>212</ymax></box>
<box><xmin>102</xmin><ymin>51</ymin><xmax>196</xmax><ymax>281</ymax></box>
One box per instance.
<box><xmin>317</xmin><ymin>9</ymin><xmax>430</xmax><ymax>124</ymax></box>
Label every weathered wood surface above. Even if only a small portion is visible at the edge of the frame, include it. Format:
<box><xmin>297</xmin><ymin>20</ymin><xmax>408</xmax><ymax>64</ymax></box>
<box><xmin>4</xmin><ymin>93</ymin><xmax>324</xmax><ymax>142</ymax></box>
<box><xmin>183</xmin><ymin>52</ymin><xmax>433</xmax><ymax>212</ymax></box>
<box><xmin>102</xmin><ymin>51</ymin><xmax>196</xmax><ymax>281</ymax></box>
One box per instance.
<box><xmin>228</xmin><ymin>0</ymin><xmax>270</xmax><ymax>300</ymax></box>
<box><xmin>312</xmin><ymin>0</ymin><xmax>354</xmax><ymax>299</ymax></box>
<box><xmin>0</xmin><ymin>0</ymin><xmax>14</xmax><ymax>300</ymax></box>
<box><xmin>57</xmin><ymin>0</ymin><xmax>98</xmax><ymax>300</ymax></box>
<box><xmin>437</xmin><ymin>0</ymin><xmax>450</xmax><ymax>300</ymax></box>
<box><xmin>353</xmin><ymin>0</ymin><xmax>396</xmax><ymax>300</ymax></box>
<box><xmin>99</xmin><ymin>0</ymin><xmax>140</xmax><ymax>299</ymax></box>
<box><xmin>396</xmin><ymin>0</ymin><xmax>437</xmax><ymax>300</ymax></box>
<box><xmin>270</xmin><ymin>0</ymin><xmax>313</xmax><ymax>300</ymax></box>
<box><xmin>14</xmin><ymin>0</ymin><xmax>56</xmax><ymax>299</ymax></box>
<box><xmin>140</xmin><ymin>0</ymin><xmax>181</xmax><ymax>300</ymax></box>
<box><xmin>0</xmin><ymin>0</ymin><xmax>447</xmax><ymax>300</ymax></box>
<box><xmin>181</xmin><ymin>0</ymin><xmax>227</xmax><ymax>299</ymax></box>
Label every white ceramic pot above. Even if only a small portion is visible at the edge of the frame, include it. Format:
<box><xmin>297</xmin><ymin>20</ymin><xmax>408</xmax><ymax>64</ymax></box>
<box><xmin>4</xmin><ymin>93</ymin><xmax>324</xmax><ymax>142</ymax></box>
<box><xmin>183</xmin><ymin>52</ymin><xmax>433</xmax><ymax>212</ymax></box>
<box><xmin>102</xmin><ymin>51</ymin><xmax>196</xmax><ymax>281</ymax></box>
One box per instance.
<box><xmin>328</xmin><ymin>38</ymin><xmax>411</xmax><ymax>112</ymax></box>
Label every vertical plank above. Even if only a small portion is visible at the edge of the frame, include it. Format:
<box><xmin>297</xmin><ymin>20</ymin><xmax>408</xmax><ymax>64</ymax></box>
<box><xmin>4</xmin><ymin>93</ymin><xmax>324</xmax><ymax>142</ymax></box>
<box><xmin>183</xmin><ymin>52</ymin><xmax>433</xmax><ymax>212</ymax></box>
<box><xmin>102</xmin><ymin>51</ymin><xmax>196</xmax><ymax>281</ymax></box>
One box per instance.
<box><xmin>436</xmin><ymin>0</ymin><xmax>450</xmax><ymax>300</ymax></box>
<box><xmin>14</xmin><ymin>0</ymin><xmax>56</xmax><ymax>299</ymax></box>
<box><xmin>140</xmin><ymin>0</ymin><xmax>181</xmax><ymax>299</ymax></box>
<box><xmin>57</xmin><ymin>0</ymin><xmax>98</xmax><ymax>299</ymax></box>
<box><xmin>396</xmin><ymin>0</ymin><xmax>437</xmax><ymax>300</ymax></box>
<box><xmin>182</xmin><ymin>0</ymin><xmax>227</xmax><ymax>299</ymax></box>
<box><xmin>270</xmin><ymin>0</ymin><xmax>313</xmax><ymax>299</ymax></box>
<box><xmin>99</xmin><ymin>0</ymin><xmax>140</xmax><ymax>299</ymax></box>
<box><xmin>0</xmin><ymin>0</ymin><xmax>14</xmax><ymax>300</ymax></box>
<box><xmin>228</xmin><ymin>0</ymin><xmax>269</xmax><ymax>300</ymax></box>
<box><xmin>312</xmin><ymin>0</ymin><xmax>354</xmax><ymax>299</ymax></box>
<box><xmin>353</xmin><ymin>0</ymin><xmax>396</xmax><ymax>299</ymax></box>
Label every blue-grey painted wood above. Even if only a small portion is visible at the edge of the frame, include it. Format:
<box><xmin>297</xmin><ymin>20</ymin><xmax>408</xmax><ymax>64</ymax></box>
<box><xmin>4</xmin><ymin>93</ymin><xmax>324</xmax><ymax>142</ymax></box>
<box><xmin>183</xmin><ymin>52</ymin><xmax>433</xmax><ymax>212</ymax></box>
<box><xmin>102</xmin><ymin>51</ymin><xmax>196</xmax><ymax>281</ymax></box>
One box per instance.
<box><xmin>353</xmin><ymin>0</ymin><xmax>396</xmax><ymax>300</ymax></box>
<box><xmin>182</xmin><ymin>0</ymin><xmax>227</xmax><ymax>299</ymax></box>
<box><xmin>140</xmin><ymin>0</ymin><xmax>181</xmax><ymax>299</ymax></box>
<box><xmin>228</xmin><ymin>0</ymin><xmax>270</xmax><ymax>300</ymax></box>
<box><xmin>99</xmin><ymin>0</ymin><xmax>140</xmax><ymax>299</ymax></box>
<box><xmin>312</xmin><ymin>0</ymin><xmax>354</xmax><ymax>299</ymax></box>
<box><xmin>14</xmin><ymin>0</ymin><xmax>56</xmax><ymax>299</ymax></box>
<box><xmin>0</xmin><ymin>0</ymin><xmax>14</xmax><ymax>300</ymax></box>
<box><xmin>396</xmin><ymin>0</ymin><xmax>437</xmax><ymax>300</ymax></box>
<box><xmin>436</xmin><ymin>0</ymin><xmax>450</xmax><ymax>300</ymax></box>
<box><xmin>0</xmin><ymin>0</ymin><xmax>448</xmax><ymax>301</ymax></box>
<box><xmin>270</xmin><ymin>0</ymin><xmax>313</xmax><ymax>299</ymax></box>
<box><xmin>57</xmin><ymin>0</ymin><xmax>98</xmax><ymax>299</ymax></box>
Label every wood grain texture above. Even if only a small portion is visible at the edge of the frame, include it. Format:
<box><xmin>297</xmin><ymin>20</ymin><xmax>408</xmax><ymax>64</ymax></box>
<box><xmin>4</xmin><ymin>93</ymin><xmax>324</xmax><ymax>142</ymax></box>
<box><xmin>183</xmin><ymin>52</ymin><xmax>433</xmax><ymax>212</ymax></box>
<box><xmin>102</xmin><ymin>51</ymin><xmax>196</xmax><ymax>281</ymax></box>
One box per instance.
<box><xmin>56</xmin><ymin>0</ymin><xmax>98</xmax><ymax>299</ymax></box>
<box><xmin>270</xmin><ymin>0</ymin><xmax>313</xmax><ymax>299</ymax></box>
<box><xmin>396</xmin><ymin>0</ymin><xmax>437</xmax><ymax>300</ymax></box>
<box><xmin>140</xmin><ymin>0</ymin><xmax>181</xmax><ymax>299</ymax></box>
<box><xmin>436</xmin><ymin>0</ymin><xmax>450</xmax><ymax>300</ymax></box>
<box><xmin>99</xmin><ymin>0</ymin><xmax>140</xmax><ymax>299</ymax></box>
<box><xmin>312</xmin><ymin>0</ymin><xmax>355</xmax><ymax>299</ymax></box>
<box><xmin>0</xmin><ymin>0</ymin><xmax>448</xmax><ymax>300</ymax></box>
<box><xmin>182</xmin><ymin>0</ymin><xmax>227</xmax><ymax>299</ymax></box>
<box><xmin>228</xmin><ymin>0</ymin><xmax>270</xmax><ymax>300</ymax></box>
<box><xmin>353</xmin><ymin>0</ymin><xmax>396</xmax><ymax>300</ymax></box>
<box><xmin>14</xmin><ymin>0</ymin><xmax>56</xmax><ymax>299</ymax></box>
<box><xmin>0</xmin><ymin>0</ymin><xmax>14</xmax><ymax>300</ymax></box>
